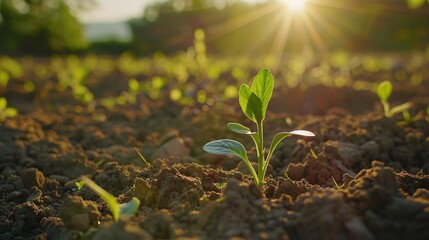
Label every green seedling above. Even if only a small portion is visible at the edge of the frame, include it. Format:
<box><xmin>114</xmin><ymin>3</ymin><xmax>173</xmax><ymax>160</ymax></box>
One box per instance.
<box><xmin>79</xmin><ymin>176</ymin><xmax>140</xmax><ymax>222</ymax></box>
<box><xmin>376</xmin><ymin>80</ymin><xmax>412</xmax><ymax>118</ymax></box>
<box><xmin>331</xmin><ymin>176</ymin><xmax>340</xmax><ymax>189</ymax></box>
<box><xmin>0</xmin><ymin>97</ymin><xmax>18</xmax><ymax>122</ymax></box>
<box><xmin>134</xmin><ymin>147</ymin><xmax>151</xmax><ymax>167</ymax></box>
<box><xmin>214</xmin><ymin>182</ymin><xmax>227</xmax><ymax>190</ymax></box>
<box><xmin>75</xmin><ymin>180</ymin><xmax>86</xmax><ymax>190</ymax></box>
<box><xmin>310</xmin><ymin>148</ymin><xmax>318</xmax><ymax>158</ymax></box>
<box><xmin>203</xmin><ymin>68</ymin><xmax>314</xmax><ymax>188</ymax></box>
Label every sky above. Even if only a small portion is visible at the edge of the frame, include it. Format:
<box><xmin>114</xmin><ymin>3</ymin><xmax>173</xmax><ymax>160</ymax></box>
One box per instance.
<box><xmin>77</xmin><ymin>0</ymin><xmax>264</xmax><ymax>23</ymax></box>
<box><xmin>78</xmin><ymin>0</ymin><xmax>150</xmax><ymax>23</ymax></box>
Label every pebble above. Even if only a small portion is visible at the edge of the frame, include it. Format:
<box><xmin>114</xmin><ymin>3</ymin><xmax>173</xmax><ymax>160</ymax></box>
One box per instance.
<box><xmin>20</xmin><ymin>168</ymin><xmax>45</xmax><ymax>189</ymax></box>
<box><xmin>152</xmin><ymin>137</ymin><xmax>191</xmax><ymax>160</ymax></box>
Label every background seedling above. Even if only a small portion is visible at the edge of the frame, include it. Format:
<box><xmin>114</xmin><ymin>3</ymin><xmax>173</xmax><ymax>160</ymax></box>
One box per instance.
<box><xmin>134</xmin><ymin>147</ymin><xmax>151</xmax><ymax>167</ymax></box>
<box><xmin>0</xmin><ymin>97</ymin><xmax>18</xmax><ymax>122</ymax></box>
<box><xmin>79</xmin><ymin>176</ymin><xmax>140</xmax><ymax>222</ymax></box>
<box><xmin>203</xmin><ymin>68</ymin><xmax>314</xmax><ymax>188</ymax></box>
<box><xmin>376</xmin><ymin>80</ymin><xmax>412</xmax><ymax>117</ymax></box>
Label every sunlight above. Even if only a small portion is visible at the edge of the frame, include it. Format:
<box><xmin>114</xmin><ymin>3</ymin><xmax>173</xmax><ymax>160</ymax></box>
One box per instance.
<box><xmin>280</xmin><ymin>0</ymin><xmax>306</xmax><ymax>11</ymax></box>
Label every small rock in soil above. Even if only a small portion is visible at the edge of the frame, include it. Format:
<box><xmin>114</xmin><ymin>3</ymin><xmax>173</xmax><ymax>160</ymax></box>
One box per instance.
<box><xmin>152</xmin><ymin>137</ymin><xmax>191</xmax><ymax>160</ymax></box>
<box><xmin>20</xmin><ymin>168</ymin><xmax>45</xmax><ymax>189</ymax></box>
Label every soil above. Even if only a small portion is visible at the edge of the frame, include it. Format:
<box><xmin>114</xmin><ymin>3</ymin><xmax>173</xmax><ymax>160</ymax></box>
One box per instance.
<box><xmin>1</xmin><ymin>56</ymin><xmax>429</xmax><ymax>240</ymax></box>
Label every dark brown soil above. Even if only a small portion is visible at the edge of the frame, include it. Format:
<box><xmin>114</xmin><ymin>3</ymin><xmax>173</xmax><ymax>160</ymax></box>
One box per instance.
<box><xmin>1</xmin><ymin>57</ymin><xmax>429</xmax><ymax>240</ymax></box>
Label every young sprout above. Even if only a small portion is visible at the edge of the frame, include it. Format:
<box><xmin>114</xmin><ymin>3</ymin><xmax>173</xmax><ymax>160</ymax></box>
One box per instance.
<box><xmin>376</xmin><ymin>80</ymin><xmax>412</xmax><ymax>118</ymax></box>
<box><xmin>0</xmin><ymin>97</ymin><xmax>18</xmax><ymax>122</ymax></box>
<box><xmin>203</xmin><ymin>68</ymin><xmax>314</xmax><ymax>188</ymax></box>
<box><xmin>134</xmin><ymin>147</ymin><xmax>151</xmax><ymax>167</ymax></box>
<box><xmin>79</xmin><ymin>176</ymin><xmax>140</xmax><ymax>222</ymax></box>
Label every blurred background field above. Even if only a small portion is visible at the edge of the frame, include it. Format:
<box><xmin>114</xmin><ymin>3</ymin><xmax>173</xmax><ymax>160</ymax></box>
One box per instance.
<box><xmin>0</xmin><ymin>0</ymin><xmax>429</xmax><ymax>115</ymax></box>
<box><xmin>1</xmin><ymin>0</ymin><xmax>429</xmax><ymax>55</ymax></box>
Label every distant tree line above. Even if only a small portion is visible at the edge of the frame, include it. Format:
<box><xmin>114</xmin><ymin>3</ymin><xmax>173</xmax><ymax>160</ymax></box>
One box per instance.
<box><xmin>129</xmin><ymin>0</ymin><xmax>429</xmax><ymax>54</ymax></box>
<box><xmin>0</xmin><ymin>0</ymin><xmax>90</xmax><ymax>54</ymax></box>
<box><xmin>0</xmin><ymin>0</ymin><xmax>428</xmax><ymax>54</ymax></box>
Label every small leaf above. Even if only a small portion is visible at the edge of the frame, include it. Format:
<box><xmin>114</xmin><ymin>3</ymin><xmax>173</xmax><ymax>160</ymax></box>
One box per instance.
<box><xmin>80</xmin><ymin>177</ymin><xmax>120</xmax><ymax>222</ymax></box>
<box><xmin>390</xmin><ymin>102</ymin><xmax>413</xmax><ymax>116</ymax></box>
<box><xmin>5</xmin><ymin>108</ymin><xmax>17</xmax><ymax>117</ymax></box>
<box><xmin>0</xmin><ymin>97</ymin><xmax>7</xmax><ymax>109</ymax></box>
<box><xmin>119</xmin><ymin>197</ymin><xmax>140</xmax><ymax>217</ymax></box>
<box><xmin>128</xmin><ymin>78</ymin><xmax>140</xmax><ymax>92</ymax></box>
<box><xmin>376</xmin><ymin>81</ymin><xmax>392</xmax><ymax>102</ymax></box>
<box><xmin>203</xmin><ymin>139</ymin><xmax>248</xmax><ymax>161</ymax></box>
<box><xmin>75</xmin><ymin>180</ymin><xmax>86</xmax><ymax>190</ymax></box>
<box><xmin>134</xmin><ymin>147</ymin><xmax>151</xmax><ymax>167</ymax></box>
<box><xmin>264</xmin><ymin>130</ymin><xmax>315</xmax><ymax>171</ymax></box>
<box><xmin>251</xmin><ymin>68</ymin><xmax>274</xmax><ymax>120</ymax></box>
<box><xmin>227</xmin><ymin>123</ymin><xmax>255</xmax><ymax>134</ymax></box>
<box><xmin>239</xmin><ymin>84</ymin><xmax>263</xmax><ymax>123</ymax></box>
<box><xmin>289</xmin><ymin>130</ymin><xmax>315</xmax><ymax>137</ymax></box>
<box><xmin>267</xmin><ymin>132</ymin><xmax>290</xmax><ymax>158</ymax></box>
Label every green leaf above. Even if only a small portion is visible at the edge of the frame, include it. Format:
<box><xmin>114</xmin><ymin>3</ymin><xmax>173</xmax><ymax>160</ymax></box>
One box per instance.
<box><xmin>203</xmin><ymin>139</ymin><xmax>248</xmax><ymax>160</ymax></box>
<box><xmin>376</xmin><ymin>81</ymin><xmax>392</xmax><ymax>102</ymax></box>
<box><xmin>80</xmin><ymin>176</ymin><xmax>120</xmax><ymax>222</ymax></box>
<box><xmin>128</xmin><ymin>78</ymin><xmax>140</xmax><ymax>92</ymax></box>
<box><xmin>266</xmin><ymin>132</ymin><xmax>291</xmax><ymax>166</ymax></box>
<box><xmin>75</xmin><ymin>180</ymin><xmax>86</xmax><ymax>190</ymax></box>
<box><xmin>264</xmin><ymin>130</ymin><xmax>315</xmax><ymax>171</ymax></box>
<box><xmin>239</xmin><ymin>84</ymin><xmax>263</xmax><ymax>123</ymax></box>
<box><xmin>227</xmin><ymin>123</ymin><xmax>255</xmax><ymax>134</ymax></box>
<box><xmin>5</xmin><ymin>108</ymin><xmax>17</xmax><ymax>117</ymax></box>
<box><xmin>251</xmin><ymin>68</ymin><xmax>274</xmax><ymax>120</ymax></box>
<box><xmin>0</xmin><ymin>97</ymin><xmax>7</xmax><ymax>109</ymax></box>
<box><xmin>119</xmin><ymin>197</ymin><xmax>140</xmax><ymax>217</ymax></box>
<box><xmin>407</xmin><ymin>0</ymin><xmax>426</xmax><ymax>9</ymax></box>
<box><xmin>390</xmin><ymin>102</ymin><xmax>413</xmax><ymax>116</ymax></box>
<box><xmin>203</xmin><ymin>139</ymin><xmax>258</xmax><ymax>183</ymax></box>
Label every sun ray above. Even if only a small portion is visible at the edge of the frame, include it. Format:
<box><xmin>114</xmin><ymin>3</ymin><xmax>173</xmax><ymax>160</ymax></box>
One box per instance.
<box><xmin>206</xmin><ymin>4</ymin><xmax>278</xmax><ymax>41</ymax></box>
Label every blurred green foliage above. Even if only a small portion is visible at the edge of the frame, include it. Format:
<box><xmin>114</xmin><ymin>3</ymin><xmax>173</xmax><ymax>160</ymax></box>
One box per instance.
<box><xmin>0</xmin><ymin>0</ymin><xmax>88</xmax><ymax>54</ymax></box>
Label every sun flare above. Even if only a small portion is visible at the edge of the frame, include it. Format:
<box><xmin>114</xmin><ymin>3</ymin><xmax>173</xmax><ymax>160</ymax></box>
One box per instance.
<box><xmin>280</xmin><ymin>0</ymin><xmax>306</xmax><ymax>11</ymax></box>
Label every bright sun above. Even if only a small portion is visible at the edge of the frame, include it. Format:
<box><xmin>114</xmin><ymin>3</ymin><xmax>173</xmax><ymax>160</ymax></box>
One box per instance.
<box><xmin>280</xmin><ymin>0</ymin><xmax>306</xmax><ymax>11</ymax></box>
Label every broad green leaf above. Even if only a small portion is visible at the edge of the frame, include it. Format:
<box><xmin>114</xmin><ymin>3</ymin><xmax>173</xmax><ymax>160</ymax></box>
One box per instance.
<box><xmin>81</xmin><ymin>176</ymin><xmax>120</xmax><ymax>222</ymax></box>
<box><xmin>119</xmin><ymin>197</ymin><xmax>140</xmax><ymax>217</ymax></box>
<box><xmin>239</xmin><ymin>84</ymin><xmax>263</xmax><ymax>123</ymax></box>
<box><xmin>376</xmin><ymin>81</ymin><xmax>392</xmax><ymax>102</ymax></box>
<box><xmin>203</xmin><ymin>139</ymin><xmax>248</xmax><ymax>160</ymax></box>
<box><xmin>407</xmin><ymin>0</ymin><xmax>426</xmax><ymax>9</ymax></box>
<box><xmin>251</xmin><ymin>68</ymin><xmax>274</xmax><ymax>120</ymax></box>
<box><xmin>227</xmin><ymin>123</ymin><xmax>255</xmax><ymax>134</ymax></box>
<box><xmin>203</xmin><ymin>139</ymin><xmax>258</xmax><ymax>183</ymax></box>
<box><xmin>390</xmin><ymin>102</ymin><xmax>413</xmax><ymax>116</ymax></box>
<box><xmin>0</xmin><ymin>97</ymin><xmax>7</xmax><ymax>109</ymax></box>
